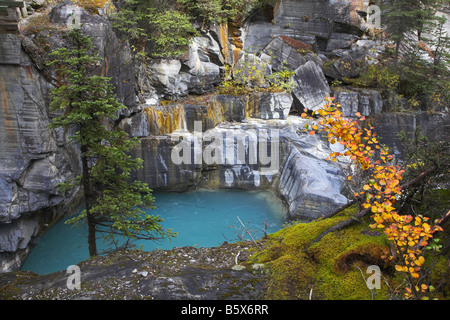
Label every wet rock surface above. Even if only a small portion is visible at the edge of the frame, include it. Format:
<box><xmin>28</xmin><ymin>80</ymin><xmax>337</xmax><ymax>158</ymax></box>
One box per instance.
<box><xmin>0</xmin><ymin>242</ymin><xmax>268</xmax><ymax>300</ymax></box>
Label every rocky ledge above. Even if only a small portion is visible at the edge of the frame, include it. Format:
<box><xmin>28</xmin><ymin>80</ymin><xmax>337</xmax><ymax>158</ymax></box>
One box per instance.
<box><xmin>0</xmin><ymin>241</ymin><xmax>268</xmax><ymax>300</ymax></box>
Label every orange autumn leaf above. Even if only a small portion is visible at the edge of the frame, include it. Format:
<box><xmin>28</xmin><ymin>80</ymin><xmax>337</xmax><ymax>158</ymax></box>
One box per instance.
<box><xmin>303</xmin><ymin>97</ymin><xmax>444</xmax><ymax>297</ymax></box>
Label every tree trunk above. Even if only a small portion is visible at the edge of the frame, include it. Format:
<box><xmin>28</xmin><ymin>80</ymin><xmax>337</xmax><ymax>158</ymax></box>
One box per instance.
<box><xmin>80</xmin><ymin>145</ymin><xmax>97</xmax><ymax>258</ymax></box>
<box><xmin>393</xmin><ymin>38</ymin><xmax>401</xmax><ymax>68</ymax></box>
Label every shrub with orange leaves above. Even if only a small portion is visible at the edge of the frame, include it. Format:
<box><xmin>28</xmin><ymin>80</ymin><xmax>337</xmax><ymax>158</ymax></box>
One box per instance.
<box><xmin>301</xmin><ymin>97</ymin><xmax>443</xmax><ymax>299</ymax></box>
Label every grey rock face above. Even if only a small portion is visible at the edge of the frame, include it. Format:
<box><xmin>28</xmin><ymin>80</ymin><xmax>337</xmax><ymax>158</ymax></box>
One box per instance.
<box><xmin>127</xmin><ymin>115</ymin><xmax>349</xmax><ymax>221</ymax></box>
<box><xmin>0</xmin><ymin>34</ymin><xmax>78</xmax><ymax>223</ymax></box>
<box><xmin>0</xmin><ymin>31</ymin><xmax>80</xmax><ymax>271</ymax></box>
<box><xmin>0</xmin><ymin>34</ymin><xmax>22</xmax><ymax>65</ymax></box>
<box><xmin>333</xmin><ymin>88</ymin><xmax>383</xmax><ymax>117</ymax></box>
<box><xmin>261</xmin><ymin>36</ymin><xmax>321</xmax><ymax>72</ymax></box>
<box><xmin>48</xmin><ymin>1</ymin><xmax>139</xmax><ymax>112</ymax></box>
<box><xmin>277</xmin><ymin>129</ymin><xmax>348</xmax><ymax>220</ymax></box>
<box><xmin>369</xmin><ymin>112</ymin><xmax>450</xmax><ymax>158</ymax></box>
<box><xmin>291</xmin><ymin>61</ymin><xmax>331</xmax><ymax>111</ymax></box>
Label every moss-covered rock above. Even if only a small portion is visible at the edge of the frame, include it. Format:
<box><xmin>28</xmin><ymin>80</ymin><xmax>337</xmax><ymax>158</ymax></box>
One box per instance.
<box><xmin>248</xmin><ymin>206</ymin><xmax>398</xmax><ymax>300</ymax></box>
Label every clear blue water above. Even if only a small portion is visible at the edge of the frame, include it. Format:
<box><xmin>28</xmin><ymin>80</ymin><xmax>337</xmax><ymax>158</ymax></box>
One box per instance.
<box><xmin>21</xmin><ymin>190</ymin><xmax>286</xmax><ymax>275</ymax></box>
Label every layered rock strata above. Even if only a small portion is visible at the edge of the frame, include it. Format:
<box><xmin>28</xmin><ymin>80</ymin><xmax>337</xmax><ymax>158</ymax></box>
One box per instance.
<box><xmin>120</xmin><ymin>96</ymin><xmax>350</xmax><ymax>221</ymax></box>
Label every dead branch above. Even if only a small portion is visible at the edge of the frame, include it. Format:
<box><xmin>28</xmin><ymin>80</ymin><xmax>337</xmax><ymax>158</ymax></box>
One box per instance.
<box><xmin>311</xmin><ymin>207</ymin><xmax>371</xmax><ymax>245</ymax></box>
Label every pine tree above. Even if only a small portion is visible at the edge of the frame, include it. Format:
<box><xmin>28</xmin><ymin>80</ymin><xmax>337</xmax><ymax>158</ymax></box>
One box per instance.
<box><xmin>48</xmin><ymin>29</ymin><xmax>176</xmax><ymax>258</ymax></box>
<box><xmin>381</xmin><ymin>0</ymin><xmax>439</xmax><ymax>67</ymax></box>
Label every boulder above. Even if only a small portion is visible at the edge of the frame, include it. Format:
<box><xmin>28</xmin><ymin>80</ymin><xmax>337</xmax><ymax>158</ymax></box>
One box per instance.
<box><xmin>179</xmin><ymin>36</ymin><xmax>222</xmax><ymax>95</ymax></box>
<box><xmin>291</xmin><ymin>61</ymin><xmax>331</xmax><ymax>111</ymax></box>
<box><xmin>326</xmin><ymin>33</ymin><xmax>359</xmax><ymax>52</ymax></box>
<box><xmin>323</xmin><ymin>55</ymin><xmax>359</xmax><ymax>80</ymax></box>
<box><xmin>261</xmin><ymin>36</ymin><xmax>321</xmax><ymax>72</ymax></box>
<box><xmin>148</xmin><ymin>35</ymin><xmax>223</xmax><ymax>100</ymax></box>
<box><xmin>277</xmin><ymin>128</ymin><xmax>348</xmax><ymax>220</ymax></box>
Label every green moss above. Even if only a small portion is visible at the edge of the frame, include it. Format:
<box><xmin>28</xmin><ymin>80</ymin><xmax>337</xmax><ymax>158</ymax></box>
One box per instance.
<box><xmin>249</xmin><ymin>205</ymin><xmax>396</xmax><ymax>300</ymax></box>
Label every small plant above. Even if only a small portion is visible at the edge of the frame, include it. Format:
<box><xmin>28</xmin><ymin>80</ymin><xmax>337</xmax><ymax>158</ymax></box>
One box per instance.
<box><xmin>344</xmin><ymin>64</ymin><xmax>400</xmax><ymax>95</ymax></box>
<box><xmin>21</xmin><ymin>13</ymin><xmax>53</xmax><ymax>34</ymax></box>
<box><xmin>266</xmin><ymin>64</ymin><xmax>296</xmax><ymax>93</ymax></box>
<box><xmin>331</xmin><ymin>79</ymin><xmax>343</xmax><ymax>87</ymax></box>
<box><xmin>220</xmin><ymin>53</ymin><xmax>295</xmax><ymax>95</ymax></box>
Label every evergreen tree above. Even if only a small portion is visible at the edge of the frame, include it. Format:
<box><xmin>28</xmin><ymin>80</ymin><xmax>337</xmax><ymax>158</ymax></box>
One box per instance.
<box><xmin>48</xmin><ymin>28</ymin><xmax>176</xmax><ymax>258</ymax></box>
<box><xmin>380</xmin><ymin>0</ymin><xmax>449</xmax><ymax>108</ymax></box>
<box><xmin>111</xmin><ymin>0</ymin><xmax>196</xmax><ymax>58</ymax></box>
<box><xmin>381</xmin><ymin>0</ymin><xmax>439</xmax><ymax>67</ymax></box>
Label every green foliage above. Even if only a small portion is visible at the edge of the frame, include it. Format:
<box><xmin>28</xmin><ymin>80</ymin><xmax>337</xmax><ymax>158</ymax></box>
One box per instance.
<box><xmin>112</xmin><ymin>0</ymin><xmax>278</xmax><ymax>58</ymax></box>
<box><xmin>220</xmin><ymin>54</ymin><xmax>295</xmax><ymax>95</ymax></box>
<box><xmin>177</xmin><ymin>0</ymin><xmax>226</xmax><ymax>26</ymax></box>
<box><xmin>146</xmin><ymin>8</ymin><xmax>196</xmax><ymax>58</ymax></box>
<box><xmin>176</xmin><ymin>0</ymin><xmax>275</xmax><ymax>25</ymax></box>
<box><xmin>266</xmin><ymin>64</ymin><xmax>296</xmax><ymax>93</ymax></box>
<box><xmin>343</xmin><ymin>64</ymin><xmax>399</xmax><ymax>96</ymax></box>
<box><xmin>375</xmin><ymin>0</ymin><xmax>450</xmax><ymax>109</ymax></box>
<box><xmin>48</xmin><ymin>29</ymin><xmax>176</xmax><ymax>257</ymax></box>
<box><xmin>111</xmin><ymin>0</ymin><xmax>196</xmax><ymax>58</ymax></box>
